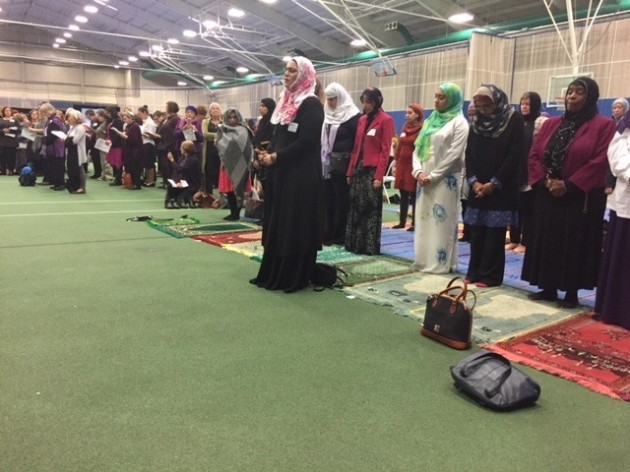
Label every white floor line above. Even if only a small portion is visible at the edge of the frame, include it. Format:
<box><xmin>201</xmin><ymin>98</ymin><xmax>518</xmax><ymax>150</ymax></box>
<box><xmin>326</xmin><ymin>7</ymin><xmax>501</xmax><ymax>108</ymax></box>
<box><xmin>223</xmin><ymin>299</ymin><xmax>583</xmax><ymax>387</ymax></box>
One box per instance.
<box><xmin>0</xmin><ymin>209</ymin><xmax>185</xmax><ymax>218</ymax></box>
<box><xmin>0</xmin><ymin>199</ymin><xmax>163</xmax><ymax>205</ymax></box>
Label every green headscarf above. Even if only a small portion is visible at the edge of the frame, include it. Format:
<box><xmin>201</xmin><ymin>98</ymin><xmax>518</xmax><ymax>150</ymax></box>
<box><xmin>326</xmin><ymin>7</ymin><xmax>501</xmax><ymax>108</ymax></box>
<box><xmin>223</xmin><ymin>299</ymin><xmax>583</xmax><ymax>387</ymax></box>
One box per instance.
<box><xmin>414</xmin><ymin>82</ymin><xmax>464</xmax><ymax>162</ymax></box>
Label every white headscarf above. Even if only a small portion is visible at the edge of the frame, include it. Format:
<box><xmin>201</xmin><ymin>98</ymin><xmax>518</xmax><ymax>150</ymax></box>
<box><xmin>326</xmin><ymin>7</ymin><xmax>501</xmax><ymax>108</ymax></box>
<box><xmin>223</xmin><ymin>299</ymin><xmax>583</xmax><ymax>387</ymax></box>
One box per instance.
<box><xmin>323</xmin><ymin>82</ymin><xmax>360</xmax><ymax>125</ymax></box>
<box><xmin>270</xmin><ymin>56</ymin><xmax>317</xmax><ymax>125</ymax></box>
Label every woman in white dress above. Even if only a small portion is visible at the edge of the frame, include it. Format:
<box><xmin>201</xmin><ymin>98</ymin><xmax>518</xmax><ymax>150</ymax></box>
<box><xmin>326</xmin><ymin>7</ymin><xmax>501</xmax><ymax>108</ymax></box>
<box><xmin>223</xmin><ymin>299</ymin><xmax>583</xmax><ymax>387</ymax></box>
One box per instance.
<box><xmin>412</xmin><ymin>83</ymin><xmax>469</xmax><ymax>273</ymax></box>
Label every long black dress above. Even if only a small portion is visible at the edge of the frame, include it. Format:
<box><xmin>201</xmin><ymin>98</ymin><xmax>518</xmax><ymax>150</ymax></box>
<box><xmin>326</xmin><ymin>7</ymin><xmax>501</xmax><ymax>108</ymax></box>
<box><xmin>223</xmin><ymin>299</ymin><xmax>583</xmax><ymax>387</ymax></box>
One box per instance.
<box><xmin>253</xmin><ymin>96</ymin><xmax>325</xmax><ymax>292</ymax></box>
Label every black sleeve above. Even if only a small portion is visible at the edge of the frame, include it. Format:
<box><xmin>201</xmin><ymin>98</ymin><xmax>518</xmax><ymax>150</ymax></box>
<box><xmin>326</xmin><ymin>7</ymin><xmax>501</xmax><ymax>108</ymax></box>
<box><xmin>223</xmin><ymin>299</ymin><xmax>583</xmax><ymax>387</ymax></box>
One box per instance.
<box><xmin>275</xmin><ymin>97</ymin><xmax>324</xmax><ymax>164</ymax></box>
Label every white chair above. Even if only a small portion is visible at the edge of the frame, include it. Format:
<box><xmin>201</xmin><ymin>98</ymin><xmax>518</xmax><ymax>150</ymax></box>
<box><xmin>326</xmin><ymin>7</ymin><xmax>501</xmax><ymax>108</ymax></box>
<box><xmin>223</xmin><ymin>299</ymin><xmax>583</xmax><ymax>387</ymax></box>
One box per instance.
<box><xmin>383</xmin><ymin>159</ymin><xmax>396</xmax><ymax>204</ymax></box>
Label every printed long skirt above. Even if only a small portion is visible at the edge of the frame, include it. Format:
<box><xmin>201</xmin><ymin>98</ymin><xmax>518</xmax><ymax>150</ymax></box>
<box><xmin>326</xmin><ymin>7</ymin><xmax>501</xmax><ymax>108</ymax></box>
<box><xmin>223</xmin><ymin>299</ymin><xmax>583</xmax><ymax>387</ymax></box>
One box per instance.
<box><xmin>345</xmin><ymin>166</ymin><xmax>382</xmax><ymax>255</ymax></box>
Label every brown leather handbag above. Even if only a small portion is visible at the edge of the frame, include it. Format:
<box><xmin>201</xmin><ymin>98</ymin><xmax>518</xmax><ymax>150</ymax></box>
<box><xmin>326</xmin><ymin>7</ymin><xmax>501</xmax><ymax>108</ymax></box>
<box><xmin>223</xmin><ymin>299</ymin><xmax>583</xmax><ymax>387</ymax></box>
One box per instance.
<box><xmin>421</xmin><ymin>277</ymin><xmax>477</xmax><ymax>350</ymax></box>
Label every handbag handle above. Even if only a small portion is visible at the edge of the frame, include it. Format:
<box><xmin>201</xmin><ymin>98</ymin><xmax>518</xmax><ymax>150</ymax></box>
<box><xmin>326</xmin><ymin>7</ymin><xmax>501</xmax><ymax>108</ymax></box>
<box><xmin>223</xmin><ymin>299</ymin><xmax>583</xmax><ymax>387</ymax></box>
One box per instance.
<box><xmin>460</xmin><ymin>351</ymin><xmax>513</xmax><ymax>398</ymax></box>
<box><xmin>438</xmin><ymin>277</ymin><xmax>477</xmax><ymax>311</ymax></box>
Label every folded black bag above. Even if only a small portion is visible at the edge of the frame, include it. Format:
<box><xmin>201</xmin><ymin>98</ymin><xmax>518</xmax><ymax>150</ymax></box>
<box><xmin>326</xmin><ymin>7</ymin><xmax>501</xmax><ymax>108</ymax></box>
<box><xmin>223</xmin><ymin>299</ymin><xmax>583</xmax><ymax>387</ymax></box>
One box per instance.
<box><xmin>450</xmin><ymin>350</ymin><xmax>541</xmax><ymax>411</ymax></box>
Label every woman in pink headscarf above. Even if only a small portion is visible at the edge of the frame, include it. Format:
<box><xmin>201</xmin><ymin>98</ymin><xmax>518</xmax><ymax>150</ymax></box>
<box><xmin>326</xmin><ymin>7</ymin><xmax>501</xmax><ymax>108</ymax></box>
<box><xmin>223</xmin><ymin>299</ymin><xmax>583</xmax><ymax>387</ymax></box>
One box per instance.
<box><xmin>251</xmin><ymin>56</ymin><xmax>325</xmax><ymax>293</ymax></box>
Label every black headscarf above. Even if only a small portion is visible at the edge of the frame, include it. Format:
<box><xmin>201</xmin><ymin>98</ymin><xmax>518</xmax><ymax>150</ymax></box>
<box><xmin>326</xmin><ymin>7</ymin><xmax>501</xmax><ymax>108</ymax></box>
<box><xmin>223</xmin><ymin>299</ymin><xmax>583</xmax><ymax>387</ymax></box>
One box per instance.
<box><xmin>254</xmin><ymin>98</ymin><xmax>276</xmax><ymax>149</ymax></box>
<box><xmin>543</xmin><ymin>76</ymin><xmax>600</xmax><ymax>179</ymax></box>
<box><xmin>521</xmin><ymin>92</ymin><xmax>542</xmax><ymax>123</ymax></box>
<box><xmin>361</xmin><ymin>87</ymin><xmax>383</xmax><ymax>127</ymax></box>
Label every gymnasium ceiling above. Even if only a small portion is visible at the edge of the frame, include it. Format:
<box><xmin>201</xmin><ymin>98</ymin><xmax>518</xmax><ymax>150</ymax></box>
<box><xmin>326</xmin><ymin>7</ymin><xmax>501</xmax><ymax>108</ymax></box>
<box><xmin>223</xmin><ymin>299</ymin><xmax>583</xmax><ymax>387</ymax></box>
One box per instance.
<box><xmin>1</xmin><ymin>0</ymin><xmax>629</xmax><ymax>88</ymax></box>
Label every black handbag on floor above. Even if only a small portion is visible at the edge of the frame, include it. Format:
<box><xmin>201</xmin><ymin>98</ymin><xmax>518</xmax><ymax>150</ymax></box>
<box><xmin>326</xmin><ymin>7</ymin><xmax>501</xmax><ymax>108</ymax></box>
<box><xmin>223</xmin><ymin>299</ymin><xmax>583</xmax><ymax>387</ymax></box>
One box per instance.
<box><xmin>421</xmin><ymin>277</ymin><xmax>476</xmax><ymax>350</ymax></box>
<box><xmin>450</xmin><ymin>350</ymin><xmax>541</xmax><ymax>411</ymax></box>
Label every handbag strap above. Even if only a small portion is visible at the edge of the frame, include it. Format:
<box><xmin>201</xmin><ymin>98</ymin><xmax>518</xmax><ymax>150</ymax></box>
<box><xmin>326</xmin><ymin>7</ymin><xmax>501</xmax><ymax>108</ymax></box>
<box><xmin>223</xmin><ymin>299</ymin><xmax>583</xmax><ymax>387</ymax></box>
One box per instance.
<box><xmin>460</xmin><ymin>351</ymin><xmax>513</xmax><ymax>398</ymax></box>
<box><xmin>438</xmin><ymin>277</ymin><xmax>477</xmax><ymax>311</ymax></box>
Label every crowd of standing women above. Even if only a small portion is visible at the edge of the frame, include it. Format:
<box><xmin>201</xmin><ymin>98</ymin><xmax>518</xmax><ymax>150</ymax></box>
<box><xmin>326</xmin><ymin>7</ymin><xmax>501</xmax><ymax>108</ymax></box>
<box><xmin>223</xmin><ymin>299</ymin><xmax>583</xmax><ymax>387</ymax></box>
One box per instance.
<box><xmin>248</xmin><ymin>60</ymin><xmax>628</xmax><ymax>332</ymax></box>
<box><xmin>2</xmin><ymin>65</ymin><xmax>628</xmax><ymax>330</ymax></box>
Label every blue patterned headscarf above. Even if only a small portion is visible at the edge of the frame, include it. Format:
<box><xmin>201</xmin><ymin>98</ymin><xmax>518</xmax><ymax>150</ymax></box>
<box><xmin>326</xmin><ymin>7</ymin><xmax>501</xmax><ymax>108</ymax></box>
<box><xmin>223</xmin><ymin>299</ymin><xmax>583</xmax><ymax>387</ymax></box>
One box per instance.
<box><xmin>471</xmin><ymin>84</ymin><xmax>514</xmax><ymax>138</ymax></box>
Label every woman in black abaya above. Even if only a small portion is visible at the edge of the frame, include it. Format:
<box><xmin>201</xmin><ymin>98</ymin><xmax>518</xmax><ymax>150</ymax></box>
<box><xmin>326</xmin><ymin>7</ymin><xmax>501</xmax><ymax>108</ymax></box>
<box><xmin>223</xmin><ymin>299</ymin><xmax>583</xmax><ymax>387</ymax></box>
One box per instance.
<box><xmin>251</xmin><ymin>57</ymin><xmax>324</xmax><ymax>293</ymax></box>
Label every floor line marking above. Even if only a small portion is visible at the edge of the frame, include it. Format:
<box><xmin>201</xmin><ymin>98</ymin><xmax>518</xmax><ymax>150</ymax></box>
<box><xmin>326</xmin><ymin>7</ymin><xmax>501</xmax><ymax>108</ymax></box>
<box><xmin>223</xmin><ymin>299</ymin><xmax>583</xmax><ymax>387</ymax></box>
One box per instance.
<box><xmin>0</xmin><ymin>209</ymin><xmax>189</xmax><ymax>218</ymax></box>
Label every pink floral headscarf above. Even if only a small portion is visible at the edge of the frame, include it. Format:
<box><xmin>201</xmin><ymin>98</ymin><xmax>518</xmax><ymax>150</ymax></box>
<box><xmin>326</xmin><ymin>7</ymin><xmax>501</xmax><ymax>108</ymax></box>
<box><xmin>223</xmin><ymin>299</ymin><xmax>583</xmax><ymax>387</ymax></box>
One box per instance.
<box><xmin>270</xmin><ymin>56</ymin><xmax>317</xmax><ymax>125</ymax></box>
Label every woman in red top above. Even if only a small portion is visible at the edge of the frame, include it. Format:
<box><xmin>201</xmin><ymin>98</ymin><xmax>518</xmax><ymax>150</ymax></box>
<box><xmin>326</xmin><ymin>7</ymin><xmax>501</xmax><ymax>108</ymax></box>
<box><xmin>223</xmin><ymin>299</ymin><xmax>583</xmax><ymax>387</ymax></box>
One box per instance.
<box><xmin>345</xmin><ymin>87</ymin><xmax>396</xmax><ymax>255</ymax></box>
<box><xmin>392</xmin><ymin>103</ymin><xmax>424</xmax><ymax>231</ymax></box>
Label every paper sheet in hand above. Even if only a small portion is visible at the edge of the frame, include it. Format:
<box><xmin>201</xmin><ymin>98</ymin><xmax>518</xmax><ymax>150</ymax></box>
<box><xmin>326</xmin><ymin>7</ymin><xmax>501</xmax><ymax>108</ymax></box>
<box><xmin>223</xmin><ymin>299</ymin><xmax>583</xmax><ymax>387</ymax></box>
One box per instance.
<box><xmin>20</xmin><ymin>127</ymin><xmax>37</xmax><ymax>142</ymax></box>
<box><xmin>168</xmin><ymin>179</ymin><xmax>189</xmax><ymax>188</ymax></box>
<box><xmin>183</xmin><ymin>129</ymin><xmax>197</xmax><ymax>142</ymax></box>
<box><xmin>51</xmin><ymin>130</ymin><xmax>67</xmax><ymax>140</ymax></box>
<box><xmin>95</xmin><ymin>138</ymin><xmax>111</xmax><ymax>153</ymax></box>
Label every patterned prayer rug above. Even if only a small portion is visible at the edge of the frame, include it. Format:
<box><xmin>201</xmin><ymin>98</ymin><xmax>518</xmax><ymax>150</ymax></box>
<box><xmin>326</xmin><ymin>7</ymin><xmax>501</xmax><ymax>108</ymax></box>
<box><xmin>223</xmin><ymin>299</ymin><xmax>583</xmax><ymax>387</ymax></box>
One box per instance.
<box><xmin>149</xmin><ymin>221</ymin><xmax>260</xmax><ymax>239</ymax></box>
<box><xmin>483</xmin><ymin>314</ymin><xmax>630</xmax><ymax>401</ymax></box>
<box><xmin>194</xmin><ymin>231</ymin><xmax>263</xmax><ymax>247</ymax></box>
<box><xmin>337</xmin><ymin>256</ymin><xmax>414</xmax><ymax>286</ymax></box>
<box><xmin>344</xmin><ymin>273</ymin><xmax>581</xmax><ymax>344</ymax></box>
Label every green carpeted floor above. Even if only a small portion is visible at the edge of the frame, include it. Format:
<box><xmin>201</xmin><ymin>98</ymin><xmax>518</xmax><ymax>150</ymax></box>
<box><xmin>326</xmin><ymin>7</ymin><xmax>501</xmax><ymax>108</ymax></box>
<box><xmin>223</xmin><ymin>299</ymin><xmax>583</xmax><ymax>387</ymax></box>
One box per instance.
<box><xmin>1</xmin><ymin>175</ymin><xmax>629</xmax><ymax>472</ymax></box>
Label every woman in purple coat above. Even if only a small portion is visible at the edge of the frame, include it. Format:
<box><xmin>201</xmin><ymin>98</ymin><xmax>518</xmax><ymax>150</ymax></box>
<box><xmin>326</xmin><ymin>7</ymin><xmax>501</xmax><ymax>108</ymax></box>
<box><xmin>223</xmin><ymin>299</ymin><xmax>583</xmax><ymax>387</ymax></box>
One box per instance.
<box><xmin>522</xmin><ymin>77</ymin><xmax>616</xmax><ymax>308</ymax></box>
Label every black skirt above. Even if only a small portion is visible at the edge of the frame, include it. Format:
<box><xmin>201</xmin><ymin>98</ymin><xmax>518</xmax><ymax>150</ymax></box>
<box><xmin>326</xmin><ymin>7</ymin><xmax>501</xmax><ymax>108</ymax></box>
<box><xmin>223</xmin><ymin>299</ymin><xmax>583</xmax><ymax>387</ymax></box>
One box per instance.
<box><xmin>521</xmin><ymin>185</ymin><xmax>606</xmax><ymax>291</ymax></box>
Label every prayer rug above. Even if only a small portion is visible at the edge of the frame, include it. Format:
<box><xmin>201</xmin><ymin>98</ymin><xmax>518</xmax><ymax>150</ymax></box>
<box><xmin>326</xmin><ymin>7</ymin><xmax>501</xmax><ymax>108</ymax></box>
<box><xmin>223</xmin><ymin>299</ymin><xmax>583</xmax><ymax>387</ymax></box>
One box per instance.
<box><xmin>224</xmin><ymin>241</ymin><xmax>264</xmax><ymax>259</ymax></box>
<box><xmin>147</xmin><ymin>216</ymin><xmax>200</xmax><ymax>226</ymax></box>
<box><xmin>243</xmin><ymin>244</ymin><xmax>375</xmax><ymax>265</ymax></box>
<box><xmin>484</xmin><ymin>313</ymin><xmax>630</xmax><ymax>401</ymax></box>
<box><xmin>344</xmin><ymin>273</ymin><xmax>581</xmax><ymax>344</ymax></box>
<box><xmin>337</xmin><ymin>256</ymin><xmax>414</xmax><ymax>286</ymax></box>
<box><xmin>149</xmin><ymin>221</ymin><xmax>259</xmax><ymax>239</ymax></box>
<box><xmin>194</xmin><ymin>231</ymin><xmax>262</xmax><ymax>247</ymax></box>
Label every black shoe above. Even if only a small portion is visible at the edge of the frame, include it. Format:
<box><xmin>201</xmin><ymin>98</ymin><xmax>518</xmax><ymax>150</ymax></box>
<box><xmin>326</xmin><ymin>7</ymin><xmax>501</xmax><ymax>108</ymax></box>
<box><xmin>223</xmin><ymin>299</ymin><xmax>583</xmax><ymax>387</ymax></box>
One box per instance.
<box><xmin>109</xmin><ymin>181</ymin><xmax>122</xmax><ymax>186</ymax></box>
<box><xmin>142</xmin><ymin>182</ymin><xmax>156</xmax><ymax>187</ymax></box>
<box><xmin>52</xmin><ymin>185</ymin><xmax>66</xmax><ymax>191</ymax></box>
<box><xmin>37</xmin><ymin>181</ymin><xmax>51</xmax><ymax>186</ymax></box>
<box><xmin>392</xmin><ymin>223</ymin><xmax>405</xmax><ymax>229</ymax></box>
<box><xmin>527</xmin><ymin>289</ymin><xmax>558</xmax><ymax>301</ymax></box>
<box><xmin>223</xmin><ymin>214</ymin><xmax>240</xmax><ymax>221</ymax></box>
<box><xmin>130</xmin><ymin>186</ymin><xmax>142</xmax><ymax>190</ymax></box>
<box><xmin>406</xmin><ymin>226</ymin><xmax>414</xmax><ymax>232</ymax></box>
<box><xmin>90</xmin><ymin>175</ymin><xmax>101</xmax><ymax>179</ymax></box>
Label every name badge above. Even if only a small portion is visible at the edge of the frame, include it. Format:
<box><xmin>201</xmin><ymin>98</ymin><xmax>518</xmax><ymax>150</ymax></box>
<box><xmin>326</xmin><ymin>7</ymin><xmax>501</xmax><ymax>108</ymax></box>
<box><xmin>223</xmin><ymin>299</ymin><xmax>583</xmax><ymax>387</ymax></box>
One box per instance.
<box><xmin>400</xmin><ymin>132</ymin><xmax>406</xmax><ymax>137</ymax></box>
<box><xmin>367</xmin><ymin>128</ymin><xmax>376</xmax><ymax>136</ymax></box>
<box><xmin>288</xmin><ymin>122</ymin><xmax>299</xmax><ymax>133</ymax></box>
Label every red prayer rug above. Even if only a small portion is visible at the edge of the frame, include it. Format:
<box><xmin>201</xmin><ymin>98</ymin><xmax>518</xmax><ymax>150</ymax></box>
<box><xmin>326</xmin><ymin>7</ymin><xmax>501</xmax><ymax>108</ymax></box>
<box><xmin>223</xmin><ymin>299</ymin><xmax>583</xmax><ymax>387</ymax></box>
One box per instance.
<box><xmin>484</xmin><ymin>313</ymin><xmax>630</xmax><ymax>401</ymax></box>
<box><xmin>194</xmin><ymin>231</ymin><xmax>262</xmax><ymax>247</ymax></box>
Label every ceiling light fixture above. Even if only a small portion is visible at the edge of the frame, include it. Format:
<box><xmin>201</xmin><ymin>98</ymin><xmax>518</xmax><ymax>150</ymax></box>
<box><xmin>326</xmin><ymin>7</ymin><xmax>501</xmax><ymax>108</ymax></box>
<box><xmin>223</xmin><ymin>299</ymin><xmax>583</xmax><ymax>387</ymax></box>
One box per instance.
<box><xmin>114</xmin><ymin>65</ymin><xmax>120</xmax><ymax>69</ymax></box>
<box><xmin>74</xmin><ymin>15</ymin><xmax>88</xmax><ymax>23</ymax></box>
<box><xmin>203</xmin><ymin>75</ymin><xmax>214</xmax><ymax>81</ymax></box>
<box><xmin>236</xmin><ymin>66</ymin><xmax>249</xmax><ymax>73</ymax></box>
<box><xmin>53</xmin><ymin>43</ymin><xmax>60</xmax><ymax>48</ymax></box>
<box><xmin>128</xmin><ymin>56</ymin><xmax>138</xmax><ymax>62</ymax></box>
<box><xmin>177</xmin><ymin>81</ymin><xmax>187</xmax><ymax>86</ymax></box>
<box><xmin>227</xmin><ymin>8</ymin><xmax>244</xmax><ymax>18</ymax></box>
<box><xmin>63</xmin><ymin>32</ymin><xmax>72</xmax><ymax>38</ymax></box>
<box><xmin>84</xmin><ymin>5</ymin><xmax>98</xmax><ymax>14</ymax></box>
<box><xmin>69</xmin><ymin>24</ymin><xmax>80</xmax><ymax>31</ymax></box>
<box><xmin>139</xmin><ymin>51</ymin><xmax>151</xmax><ymax>57</ymax></box>
<box><xmin>167</xmin><ymin>38</ymin><xmax>179</xmax><ymax>45</ymax></box>
<box><xmin>152</xmin><ymin>45</ymin><xmax>164</xmax><ymax>52</ymax></box>
<box><xmin>448</xmin><ymin>12</ymin><xmax>474</xmax><ymax>24</ymax></box>
<box><xmin>351</xmin><ymin>38</ymin><xmax>367</xmax><ymax>47</ymax></box>
<box><xmin>183</xmin><ymin>29</ymin><xmax>197</xmax><ymax>38</ymax></box>
<box><xmin>259</xmin><ymin>0</ymin><xmax>278</xmax><ymax>4</ymax></box>
<box><xmin>119</xmin><ymin>60</ymin><xmax>129</xmax><ymax>66</ymax></box>
<box><xmin>203</xmin><ymin>20</ymin><xmax>218</xmax><ymax>29</ymax></box>
<box><xmin>55</xmin><ymin>38</ymin><xmax>66</xmax><ymax>44</ymax></box>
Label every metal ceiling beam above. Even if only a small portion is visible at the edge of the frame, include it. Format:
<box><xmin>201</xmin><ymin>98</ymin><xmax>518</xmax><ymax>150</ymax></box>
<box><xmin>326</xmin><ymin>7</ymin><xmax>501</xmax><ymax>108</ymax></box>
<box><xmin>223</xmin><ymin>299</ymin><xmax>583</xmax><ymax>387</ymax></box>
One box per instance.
<box><xmin>222</xmin><ymin>0</ymin><xmax>350</xmax><ymax>58</ymax></box>
<box><xmin>90</xmin><ymin>0</ymin><xmax>267</xmax><ymax>74</ymax></box>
